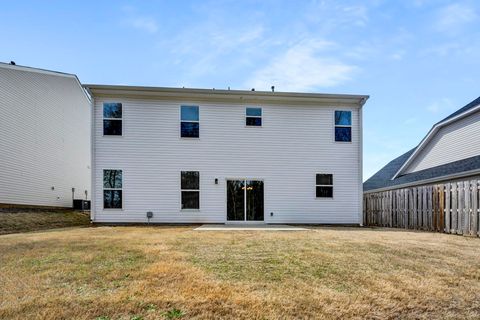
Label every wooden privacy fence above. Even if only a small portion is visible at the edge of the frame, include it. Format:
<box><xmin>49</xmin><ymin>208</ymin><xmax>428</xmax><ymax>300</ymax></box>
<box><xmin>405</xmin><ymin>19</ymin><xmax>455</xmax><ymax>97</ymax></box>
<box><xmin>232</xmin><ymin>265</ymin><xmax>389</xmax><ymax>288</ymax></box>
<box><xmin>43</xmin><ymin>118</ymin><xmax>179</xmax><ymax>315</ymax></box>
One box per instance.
<box><xmin>363</xmin><ymin>179</ymin><xmax>480</xmax><ymax>237</ymax></box>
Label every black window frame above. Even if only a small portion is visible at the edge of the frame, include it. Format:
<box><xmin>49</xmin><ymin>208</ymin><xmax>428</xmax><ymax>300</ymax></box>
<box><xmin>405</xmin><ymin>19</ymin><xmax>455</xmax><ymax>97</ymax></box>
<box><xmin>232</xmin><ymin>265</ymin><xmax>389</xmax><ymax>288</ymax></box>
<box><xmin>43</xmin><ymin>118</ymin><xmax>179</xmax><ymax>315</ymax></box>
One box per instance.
<box><xmin>103</xmin><ymin>103</ymin><xmax>123</xmax><ymax>136</ymax></box>
<box><xmin>103</xmin><ymin>169</ymin><xmax>123</xmax><ymax>209</ymax></box>
<box><xmin>316</xmin><ymin>173</ymin><xmax>333</xmax><ymax>198</ymax></box>
<box><xmin>181</xmin><ymin>171</ymin><xmax>200</xmax><ymax>209</ymax></box>
<box><xmin>180</xmin><ymin>105</ymin><xmax>200</xmax><ymax>138</ymax></box>
<box><xmin>334</xmin><ymin>110</ymin><xmax>352</xmax><ymax>142</ymax></box>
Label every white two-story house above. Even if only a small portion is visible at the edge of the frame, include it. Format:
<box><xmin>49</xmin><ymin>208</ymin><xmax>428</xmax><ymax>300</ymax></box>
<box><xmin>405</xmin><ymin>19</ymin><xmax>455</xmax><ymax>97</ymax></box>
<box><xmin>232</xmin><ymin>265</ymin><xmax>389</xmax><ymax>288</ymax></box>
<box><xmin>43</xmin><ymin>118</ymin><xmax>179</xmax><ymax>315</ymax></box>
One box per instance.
<box><xmin>85</xmin><ymin>84</ymin><xmax>368</xmax><ymax>224</ymax></box>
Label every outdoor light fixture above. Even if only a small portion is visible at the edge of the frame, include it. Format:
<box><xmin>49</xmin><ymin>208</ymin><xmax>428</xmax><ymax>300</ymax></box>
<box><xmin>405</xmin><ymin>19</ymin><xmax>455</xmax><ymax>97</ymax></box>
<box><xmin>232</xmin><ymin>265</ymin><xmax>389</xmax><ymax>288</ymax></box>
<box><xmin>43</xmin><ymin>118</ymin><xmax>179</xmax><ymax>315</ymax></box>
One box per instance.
<box><xmin>146</xmin><ymin>211</ymin><xmax>153</xmax><ymax>224</ymax></box>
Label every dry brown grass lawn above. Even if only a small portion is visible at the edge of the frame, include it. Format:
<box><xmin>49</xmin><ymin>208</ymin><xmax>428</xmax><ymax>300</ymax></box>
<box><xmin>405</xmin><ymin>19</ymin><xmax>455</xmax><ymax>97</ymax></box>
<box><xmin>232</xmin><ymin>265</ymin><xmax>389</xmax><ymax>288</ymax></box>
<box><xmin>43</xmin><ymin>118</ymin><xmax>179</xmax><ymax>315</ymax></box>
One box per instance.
<box><xmin>1</xmin><ymin>226</ymin><xmax>480</xmax><ymax>319</ymax></box>
<box><xmin>0</xmin><ymin>210</ymin><xmax>90</xmax><ymax>235</ymax></box>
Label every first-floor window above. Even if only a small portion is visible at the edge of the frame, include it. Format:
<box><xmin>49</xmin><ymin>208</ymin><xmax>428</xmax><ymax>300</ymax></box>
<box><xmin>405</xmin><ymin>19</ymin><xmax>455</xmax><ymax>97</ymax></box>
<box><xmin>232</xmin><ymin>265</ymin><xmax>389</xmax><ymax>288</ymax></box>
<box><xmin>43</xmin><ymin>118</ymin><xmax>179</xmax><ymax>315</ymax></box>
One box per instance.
<box><xmin>104</xmin><ymin>169</ymin><xmax>122</xmax><ymax>208</ymax></box>
<box><xmin>181</xmin><ymin>171</ymin><xmax>199</xmax><ymax>209</ymax></box>
<box><xmin>316</xmin><ymin>174</ymin><xmax>333</xmax><ymax>198</ymax></box>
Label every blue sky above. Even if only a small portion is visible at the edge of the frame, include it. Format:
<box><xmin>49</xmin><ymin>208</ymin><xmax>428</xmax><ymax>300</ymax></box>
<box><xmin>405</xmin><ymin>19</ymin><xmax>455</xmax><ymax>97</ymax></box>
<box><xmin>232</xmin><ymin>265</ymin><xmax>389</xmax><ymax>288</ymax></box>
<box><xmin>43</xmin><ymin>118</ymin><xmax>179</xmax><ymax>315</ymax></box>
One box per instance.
<box><xmin>1</xmin><ymin>0</ymin><xmax>479</xmax><ymax>179</ymax></box>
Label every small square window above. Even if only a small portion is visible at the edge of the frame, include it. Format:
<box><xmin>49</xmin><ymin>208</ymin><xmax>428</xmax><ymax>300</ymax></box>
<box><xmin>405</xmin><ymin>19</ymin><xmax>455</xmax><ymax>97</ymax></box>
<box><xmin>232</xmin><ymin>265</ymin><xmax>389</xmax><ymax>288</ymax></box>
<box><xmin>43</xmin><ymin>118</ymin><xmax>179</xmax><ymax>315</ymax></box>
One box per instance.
<box><xmin>335</xmin><ymin>127</ymin><xmax>352</xmax><ymax>142</ymax></box>
<box><xmin>103</xmin><ymin>120</ymin><xmax>122</xmax><ymax>135</ymax></box>
<box><xmin>181</xmin><ymin>106</ymin><xmax>199</xmax><ymax>121</ymax></box>
<box><xmin>335</xmin><ymin>111</ymin><xmax>351</xmax><ymax>126</ymax></box>
<box><xmin>246</xmin><ymin>107</ymin><xmax>262</xmax><ymax>126</ymax></box>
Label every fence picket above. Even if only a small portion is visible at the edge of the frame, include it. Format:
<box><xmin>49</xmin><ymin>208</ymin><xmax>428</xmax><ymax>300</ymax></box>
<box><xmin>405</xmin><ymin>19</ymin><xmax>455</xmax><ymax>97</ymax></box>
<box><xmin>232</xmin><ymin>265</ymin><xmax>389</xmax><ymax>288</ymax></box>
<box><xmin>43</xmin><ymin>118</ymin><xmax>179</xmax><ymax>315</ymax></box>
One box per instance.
<box><xmin>472</xmin><ymin>181</ymin><xmax>479</xmax><ymax>237</ymax></box>
<box><xmin>363</xmin><ymin>179</ymin><xmax>480</xmax><ymax>238</ymax></box>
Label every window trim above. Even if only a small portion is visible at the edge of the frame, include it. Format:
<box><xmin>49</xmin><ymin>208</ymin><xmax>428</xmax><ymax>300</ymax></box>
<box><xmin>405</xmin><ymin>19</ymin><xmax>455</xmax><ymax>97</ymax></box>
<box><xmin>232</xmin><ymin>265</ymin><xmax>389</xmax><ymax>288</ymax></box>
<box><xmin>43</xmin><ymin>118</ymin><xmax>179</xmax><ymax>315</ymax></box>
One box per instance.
<box><xmin>315</xmin><ymin>173</ymin><xmax>333</xmax><ymax>199</ymax></box>
<box><xmin>180</xmin><ymin>171</ymin><xmax>200</xmax><ymax>211</ymax></box>
<box><xmin>245</xmin><ymin>107</ymin><xmax>262</xmax><ymax>127</ymax></box>
<box><xmin>334</xmin><ymin>110</ymin><xmax>352</xmax><ymax>143</ymax></box>
<box><xmin>102</xmin><ymin>102</ymin><xmax>123</xmax><ymax>137</ymax></box>
<box><xmin>103</xmin><ymin>168</ymin><xmax>123</xmax><ymax>210</ymax></box>
<box><xmin>180</xmin><ymin>105</ymin><xmax>200</xmax><ymax>138</ymax></box>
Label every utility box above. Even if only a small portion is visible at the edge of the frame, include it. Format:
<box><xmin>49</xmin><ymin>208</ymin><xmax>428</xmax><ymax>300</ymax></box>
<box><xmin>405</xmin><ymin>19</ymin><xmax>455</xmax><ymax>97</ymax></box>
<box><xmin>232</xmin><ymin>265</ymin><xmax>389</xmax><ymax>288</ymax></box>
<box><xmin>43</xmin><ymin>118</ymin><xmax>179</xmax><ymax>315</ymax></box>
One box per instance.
<box><xmin>73</xmin><ymin>199</ymin><xmax>91</xmax><ymax>210</ymax></box>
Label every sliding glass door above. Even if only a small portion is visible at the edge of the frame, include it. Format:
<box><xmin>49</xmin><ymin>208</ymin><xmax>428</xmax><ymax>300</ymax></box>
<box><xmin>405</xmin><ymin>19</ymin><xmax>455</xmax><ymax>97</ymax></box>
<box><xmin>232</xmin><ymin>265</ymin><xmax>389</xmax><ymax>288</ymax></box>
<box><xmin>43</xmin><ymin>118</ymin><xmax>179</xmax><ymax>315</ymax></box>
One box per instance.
<box><xmin>227</xmin><ymin>179</ymin><xmax>264</xmax><ymax>221</ymax></box>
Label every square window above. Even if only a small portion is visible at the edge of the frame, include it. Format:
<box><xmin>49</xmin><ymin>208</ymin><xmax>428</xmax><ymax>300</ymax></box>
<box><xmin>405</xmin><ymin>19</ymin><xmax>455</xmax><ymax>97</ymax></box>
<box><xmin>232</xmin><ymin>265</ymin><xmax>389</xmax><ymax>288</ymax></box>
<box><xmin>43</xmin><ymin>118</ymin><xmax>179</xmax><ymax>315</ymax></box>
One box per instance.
<box><xmin>181</xmin><ymin>122</ymin><xmax>199</xmax><ymax>138</ymax></box>
<box><xmin>181</xmin><ymin>106</ymin><xmax>199</xmax><ymax>121</ymax></box>
<box><xmin>103</xmin><ymin>120</ymin><xmax>122</xmax><ymax>135</ymax></box>
<box><xmin>334</xmin><ymin>110</ymin><xmax>351</xmax><ymax>126</ymax></box>
<box><xmin>335</xmin><ymin>127</ymin><xmax>352</xmax><ymax>142</ymax></box>
<box><xmin>181</xmin><ymin>191</ymin><xmax>199</xmax><ymax>209</ymax></box>
<box><xmin>103</xmin><ymin>170</ymin><xmax>122</xmax><ymax>188</ymax></box>
<box><xmin>316</xmin><ymin>173</ymin><xmax>333</xmax><ymax>198</ymax></box>
<box><xmin>103</xmin><ymin>190</ymin><xmax>122</xmax><ymax>209</ymax></box>
<box><xmin>103</xmin><ymin>103</ymin><xmax>122</xmax><ymax>118</ymax></box>
<box><xmin>181</xmin><ymin>171</ymin><xmax>199</xmax><ymax>190</ymax></box>
<box><xmin>246</xmin><ymin>107</ymin><xmax>262</xmax><ymax>126</ymax></box>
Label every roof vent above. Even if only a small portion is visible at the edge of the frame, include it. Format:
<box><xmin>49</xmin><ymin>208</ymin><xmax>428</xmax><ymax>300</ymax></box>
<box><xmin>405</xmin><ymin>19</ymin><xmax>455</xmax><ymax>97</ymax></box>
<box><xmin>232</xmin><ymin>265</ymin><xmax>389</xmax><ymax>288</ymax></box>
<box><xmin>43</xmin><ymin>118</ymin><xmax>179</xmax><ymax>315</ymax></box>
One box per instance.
<box><xmin>9</xmin><ymin>61</ymin><xmax>16</xmax><ymax>65</ymax></box>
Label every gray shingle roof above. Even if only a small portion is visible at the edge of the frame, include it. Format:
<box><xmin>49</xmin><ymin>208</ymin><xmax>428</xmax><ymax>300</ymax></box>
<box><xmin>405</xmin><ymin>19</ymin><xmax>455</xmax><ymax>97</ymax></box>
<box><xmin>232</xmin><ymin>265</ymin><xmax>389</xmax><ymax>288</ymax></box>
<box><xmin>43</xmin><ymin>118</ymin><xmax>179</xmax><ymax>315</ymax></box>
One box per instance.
<box><xmin>364</xmin><ymin>96</ymin><xmax>480</xmax><ymax>192</ymax></box>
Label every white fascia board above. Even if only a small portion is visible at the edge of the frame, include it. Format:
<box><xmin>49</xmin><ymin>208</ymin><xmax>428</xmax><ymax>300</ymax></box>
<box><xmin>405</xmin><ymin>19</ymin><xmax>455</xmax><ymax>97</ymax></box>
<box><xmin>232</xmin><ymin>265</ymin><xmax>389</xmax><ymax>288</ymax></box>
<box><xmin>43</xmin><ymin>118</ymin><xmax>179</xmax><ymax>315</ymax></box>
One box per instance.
<box><xmin>391</xmin><ymin>103</ymin><xmax>480</xmax><ymax>180</ymax></box>
<box><xmin>84</xmin><ymin>84</ymin><xmax>369</xmax><ymax>107</ymax></box>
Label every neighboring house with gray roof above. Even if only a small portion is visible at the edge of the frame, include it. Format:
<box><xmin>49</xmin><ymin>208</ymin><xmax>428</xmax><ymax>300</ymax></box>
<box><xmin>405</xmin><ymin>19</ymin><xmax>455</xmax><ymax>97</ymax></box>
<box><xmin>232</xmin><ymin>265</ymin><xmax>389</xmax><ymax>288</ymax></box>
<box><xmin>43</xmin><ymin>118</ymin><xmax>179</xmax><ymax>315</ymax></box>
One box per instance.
<box><xmin>364</xmin><ymin>96</ymin><xmax>480</xmax><ymax>193</ymax></box>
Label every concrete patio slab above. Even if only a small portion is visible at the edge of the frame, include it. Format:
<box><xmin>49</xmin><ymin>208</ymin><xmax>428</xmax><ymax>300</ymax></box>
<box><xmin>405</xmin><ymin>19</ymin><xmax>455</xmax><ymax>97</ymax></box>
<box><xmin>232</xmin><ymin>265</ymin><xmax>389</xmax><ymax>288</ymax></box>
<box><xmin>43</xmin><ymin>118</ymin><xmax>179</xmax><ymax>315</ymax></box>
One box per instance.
<box><xmin>195</xmin><ymin>224</ymin><xmax>308</xmax><ymax>231</ymax></box>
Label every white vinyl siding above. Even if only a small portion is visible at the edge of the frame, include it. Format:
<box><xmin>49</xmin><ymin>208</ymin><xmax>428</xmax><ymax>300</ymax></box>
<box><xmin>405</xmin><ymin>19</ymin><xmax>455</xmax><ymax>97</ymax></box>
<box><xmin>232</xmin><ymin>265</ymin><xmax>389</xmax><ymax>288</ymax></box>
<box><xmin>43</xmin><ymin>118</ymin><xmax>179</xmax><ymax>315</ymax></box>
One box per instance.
<box><xmin>92</xmin><ymin>97</ymin><xmax>362</xmax><ymax>224</ymax></box>
<box><xmin>405</xmin><ymin>109</ymin><xmax>480</xmax><ymax>174</ymax></box>
<box><xmin>0</xmin><ymin>65</ymin><xmax>91</xmax><ymax>207</ymax></box>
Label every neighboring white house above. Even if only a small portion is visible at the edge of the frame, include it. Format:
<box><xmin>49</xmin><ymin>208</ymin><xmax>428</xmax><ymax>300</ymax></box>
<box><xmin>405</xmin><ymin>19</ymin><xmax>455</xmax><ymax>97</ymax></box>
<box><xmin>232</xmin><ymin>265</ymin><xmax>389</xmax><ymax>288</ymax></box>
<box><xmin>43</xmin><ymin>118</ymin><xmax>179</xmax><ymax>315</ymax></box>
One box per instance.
<box><xmin>0</xmin><ymin>63</ymin><xmax>91</xmax><ymax>207</ymax></box>
<box><xmin>364</xmin><ymin>96</ymin><xmax>480</xmax><ymax>193</ymax></box>
<box><xmin>85</xmin><ymin>84</ymin><xmax>368</xmax><ymax>224</ymax></box>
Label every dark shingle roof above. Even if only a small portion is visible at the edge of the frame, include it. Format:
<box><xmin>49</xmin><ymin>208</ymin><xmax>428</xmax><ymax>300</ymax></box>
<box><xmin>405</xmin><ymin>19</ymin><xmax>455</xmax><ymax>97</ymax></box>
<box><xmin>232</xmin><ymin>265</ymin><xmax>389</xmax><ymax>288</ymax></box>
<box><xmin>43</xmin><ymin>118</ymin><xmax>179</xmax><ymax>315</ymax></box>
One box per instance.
<box><xmin>364</xmin><ymin>153</ymin><xmax>480</xmax><ymax>191</ymax></box>
<box><xmin>436</xmin><ymin>96</ymin><xmax>480</xmax><ymax>124</ymax></box>
<box><xmin>364</xmin><ymin>96</ymin><xmax>480</xmax><ymax>192</ymax></box>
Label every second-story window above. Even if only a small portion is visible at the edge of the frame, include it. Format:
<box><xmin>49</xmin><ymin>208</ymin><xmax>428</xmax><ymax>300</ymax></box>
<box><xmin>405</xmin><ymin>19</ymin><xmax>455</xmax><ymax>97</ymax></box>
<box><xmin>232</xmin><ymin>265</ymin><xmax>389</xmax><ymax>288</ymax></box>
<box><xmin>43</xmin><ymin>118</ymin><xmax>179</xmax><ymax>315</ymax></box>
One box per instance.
<box><xmin>246</xmin><ymin>107</ymin><xmax>262</xmax><ymax>126</ymax></box>
<box><xmin>103</xmin><ymin>103</ymin><xmax>122</xmax><ymax>136</ymax></box>
<box><xmin>181</xmin><ymin>106</ymin><xmax>199</xmax><ymax>138</ymax></box>
<box><xmin>334</xmin><ymin>110</ymin><xmax>351</xmax><ymax>142</ymax></box>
